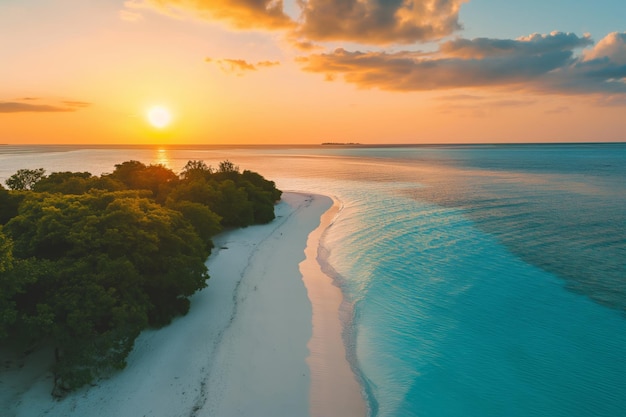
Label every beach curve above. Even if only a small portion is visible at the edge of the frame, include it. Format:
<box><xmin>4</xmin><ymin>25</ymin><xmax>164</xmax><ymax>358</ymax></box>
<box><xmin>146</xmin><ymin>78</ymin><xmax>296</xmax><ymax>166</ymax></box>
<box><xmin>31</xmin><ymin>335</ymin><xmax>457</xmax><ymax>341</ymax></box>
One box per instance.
<box><xmin>302</xmin><ymin>196</ymin><xmax>368</xmax><ymax>417</ymax></box>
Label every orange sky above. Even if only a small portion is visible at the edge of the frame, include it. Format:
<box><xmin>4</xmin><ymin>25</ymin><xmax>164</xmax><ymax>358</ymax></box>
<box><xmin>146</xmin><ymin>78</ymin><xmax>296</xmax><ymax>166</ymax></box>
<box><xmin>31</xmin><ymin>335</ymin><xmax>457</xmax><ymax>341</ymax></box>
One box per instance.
<box><xmin>1</xmin><ymin>0</ymin><xmax>625</xmax><ymax>144</ymax></box>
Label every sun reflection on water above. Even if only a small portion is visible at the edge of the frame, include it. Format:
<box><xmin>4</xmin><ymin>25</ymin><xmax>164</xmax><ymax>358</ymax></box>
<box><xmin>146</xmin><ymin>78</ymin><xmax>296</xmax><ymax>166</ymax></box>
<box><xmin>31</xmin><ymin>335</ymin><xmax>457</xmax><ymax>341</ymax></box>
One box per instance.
<box><xmin>153</xmin><ymin>148</ymin><xmax>171</xmax><ymax>168</ymax></box>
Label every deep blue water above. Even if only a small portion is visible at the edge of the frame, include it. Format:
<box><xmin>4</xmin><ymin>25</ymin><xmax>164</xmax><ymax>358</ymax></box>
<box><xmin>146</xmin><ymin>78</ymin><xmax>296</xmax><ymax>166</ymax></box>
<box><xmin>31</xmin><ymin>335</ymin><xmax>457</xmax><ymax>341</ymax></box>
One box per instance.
<box><xmin>1</xmin><ymin>143</ymin><xmax>625</xmax><ymax>416</ymax></box>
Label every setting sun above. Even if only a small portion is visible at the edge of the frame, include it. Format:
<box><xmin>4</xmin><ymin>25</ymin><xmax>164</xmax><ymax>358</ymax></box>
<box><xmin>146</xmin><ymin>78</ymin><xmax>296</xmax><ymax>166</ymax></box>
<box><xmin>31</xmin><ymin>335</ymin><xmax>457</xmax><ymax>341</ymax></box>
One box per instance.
<box><xmin>147</xmin><ymin>106</ymin><xmax>172</xmax><ymax>129</ymax></box>
<box><xmin>1</xmin><ymin>1</ymin><xmax>625</xmax><ymax>416</ymax></box>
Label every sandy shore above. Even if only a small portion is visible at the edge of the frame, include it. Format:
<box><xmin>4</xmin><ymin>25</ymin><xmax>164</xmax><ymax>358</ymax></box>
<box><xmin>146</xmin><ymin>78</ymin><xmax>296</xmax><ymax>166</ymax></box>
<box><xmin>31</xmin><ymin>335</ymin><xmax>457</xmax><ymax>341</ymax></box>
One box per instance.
<box><xmin>2</xmin><ymin>192</ymin><xmax>366</xmax><ymax>417</ymax></box>
<box><xmin>303</xmin><ymin>198</ymin><xmax>367</xmax><ymax>417</ymax></box>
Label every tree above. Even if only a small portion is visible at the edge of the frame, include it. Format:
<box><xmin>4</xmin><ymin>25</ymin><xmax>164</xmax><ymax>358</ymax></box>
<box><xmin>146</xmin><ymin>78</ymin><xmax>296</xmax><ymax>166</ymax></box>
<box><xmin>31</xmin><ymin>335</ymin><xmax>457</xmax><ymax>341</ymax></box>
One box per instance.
<box><xmin>109</xmin><ymin>160</ymin><xmax>146</xmax><ymax>186</ymax></box>
<box><xmin>0</xmin><ymin>228</ymin><xmax>16</xmax><ymax>338</ymax></box>
<box><xmin>0</xmin><ymin>227</ymin><xmax>11</xmax><ymax>273</ymax></box>
<box><xmin>242</xmin><ymin>183</ymin><xmax>276</xmax><ymax>224</ymax></box>
<box><xmin>0</xmin><ymin>184</ymin><xmax>22</xmax><ymax>224</ymax></box>
<box><xmin>5</xmin><ymin>168</ymin><xmax>46</xmax><ymax>190</ymax></box>
<box><xmin>0</xmin><ymin>159</ymin><xmax>283</xmax><ymax>395</ymax></box>
<box><xmin>167</xmin><ymin>200</ymin><xmax>222</xmax><ymax>251</ymax></box>
<box><xmin>218</xmin><ymin>160</ymin><xmax>239</xmax><ymax>173</ymax></box>
<box><xmin>167</xmin><ymin>177</ymin><xmax>219</xmax><ymax>207</ymax></box>
<box><xmin>242</xmin><ymin>170</ymin><xmax>282</xmax><ymax>202</ymax></box>
<box><xmin>180</xmin><ymin>160</ymin><xmax>213</xmax><ymax>181</ymax></box>
<box><xmin>33</xmin><ymin>171</ymin><xmax>93</xmax><ymax>194</ymax></box>
<box><xmin>3</xmin><ymin>191</ymin><xmax>210</xmax><ymax>392</ymax></box>
<box><xmin>212</xmin><ymin>180</ymin><xmax>254</xmax><ymax>227</ymax></box>
<box><xmin>109</xmin><ymin>161</ymin><xmax>178</xmax><ymax>202</ymax></box>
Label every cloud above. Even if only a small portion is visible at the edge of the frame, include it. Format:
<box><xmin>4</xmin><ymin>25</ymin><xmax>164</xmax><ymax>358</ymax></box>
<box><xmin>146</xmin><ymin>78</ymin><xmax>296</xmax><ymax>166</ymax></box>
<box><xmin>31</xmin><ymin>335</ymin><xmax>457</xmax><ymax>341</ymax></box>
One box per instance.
<box><xmin>63</xmin><ymin>101</ymin><xmax>92</xmax><ymax>108</ymax></box>
<box><xmin>0</xmin><ymin>99</ymin><xmax>92</xmax><ymax>113</ymax></box>
<box><xmin>440</xmin><ymin>32</ymin><xmax>592</xmax><ymax>59</ymax></box>
<box><xmin>298</xmin><ymin>48</ymin><xmax>573</xmax><ymax>91</ymax></box>
<box><xmin>221</xmin><ymin>58</ymin><xmax>257</xmax><ymax>72</ymax></box>
<box><xmin>583</xmin><ymin>32</ymin><xmax>626</xmax><ymax>65</ymax></box>
<box><xmin>256</xmin><ymin>60</ymin><xmax>280</xmax><ymax>68</ymax></box>
<box><xmin>542</xmin><ymin>32</ymin><xmax>626</xmax><ymax>95</ymax></box>
<box><xmin>289</xmin><ymin>39</ymin><xmax>322</xmax><ymax>51</ymax></box>
<box><xmin>295</xmin><ymin>0</ymin><xmax>465</xmax><ymax>45</ymax></box>
<box><xmin>126</xmin><ymin>0</ymin><xmax>465</xmax><ymax>45</ymax></box>
<box><xmin>119</xmin><ymin>9</ymin><xmax>144</xmax><ymax>22</ymax></box>
<box><xmin>118</xmin><ymin>0</ymin><xmax>626</xmax><ymax>102</ymax></box>
<box><xmin>297</xmin><ymin>32</ymin><xmax>626</xmax><ymax>97</ymax></box>
<box><xmin>0</xmin><ymin>103</ymin><xmax>74</xmax><ymax>113</ymax></box>
<box><xmin>206</xmin><ymin>57</ymin><xmax>280</xmax><ymax>75</ymax></box>
<box><xmin>125</xmin><ymin>0</ymin><xmax>293</xmax><ymax>30</ymax></box>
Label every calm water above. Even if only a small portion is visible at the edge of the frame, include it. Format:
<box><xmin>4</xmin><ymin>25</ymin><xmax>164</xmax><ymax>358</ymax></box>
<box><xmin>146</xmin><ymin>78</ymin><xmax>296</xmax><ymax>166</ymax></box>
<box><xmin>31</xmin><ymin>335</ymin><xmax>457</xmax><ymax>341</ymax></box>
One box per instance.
<box><xmin>1</xmin><ymin>143</ymin><xmax>625</xmax><ymax>416</ymax></box>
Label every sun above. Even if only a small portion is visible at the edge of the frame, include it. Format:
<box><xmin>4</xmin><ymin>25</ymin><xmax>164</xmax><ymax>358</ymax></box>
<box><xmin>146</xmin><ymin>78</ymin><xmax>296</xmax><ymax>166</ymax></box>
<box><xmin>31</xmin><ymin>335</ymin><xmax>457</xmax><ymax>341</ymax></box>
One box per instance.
<box><xmin>147</xmin><ymin>106</ymin><xmax>172</xmax><ymax>129</ymax></box>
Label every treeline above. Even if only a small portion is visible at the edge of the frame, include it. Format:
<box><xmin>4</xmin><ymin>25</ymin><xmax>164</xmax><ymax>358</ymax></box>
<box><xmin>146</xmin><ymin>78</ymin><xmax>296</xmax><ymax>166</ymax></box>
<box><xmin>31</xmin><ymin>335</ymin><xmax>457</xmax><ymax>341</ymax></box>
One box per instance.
<box><xmin>0</xmin><ymin>160</ymin><xmax>281</xmax><ymax>396</ymax></box>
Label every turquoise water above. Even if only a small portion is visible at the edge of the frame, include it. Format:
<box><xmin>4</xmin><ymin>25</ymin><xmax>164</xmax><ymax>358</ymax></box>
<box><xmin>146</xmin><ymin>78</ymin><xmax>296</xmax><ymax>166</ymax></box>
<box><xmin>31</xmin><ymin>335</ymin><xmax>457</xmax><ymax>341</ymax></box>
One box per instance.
<box><xmin>320</xmin><ymin>180</ymin><xmax>626</xmax><ymax>417</ymax></box>
<box><xmin>1</xmin><ymin>144</ymin><xmax>625</xmax><ymax>416</ymax></box>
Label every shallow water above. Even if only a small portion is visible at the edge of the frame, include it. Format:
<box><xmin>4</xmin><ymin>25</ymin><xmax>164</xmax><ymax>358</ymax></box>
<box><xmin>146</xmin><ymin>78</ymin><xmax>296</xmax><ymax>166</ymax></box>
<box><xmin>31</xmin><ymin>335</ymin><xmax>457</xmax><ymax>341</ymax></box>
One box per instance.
<box><xmin>1</xmin><ymin>143</ymin><xmax>625</xmax><ymax>416</ymax></box>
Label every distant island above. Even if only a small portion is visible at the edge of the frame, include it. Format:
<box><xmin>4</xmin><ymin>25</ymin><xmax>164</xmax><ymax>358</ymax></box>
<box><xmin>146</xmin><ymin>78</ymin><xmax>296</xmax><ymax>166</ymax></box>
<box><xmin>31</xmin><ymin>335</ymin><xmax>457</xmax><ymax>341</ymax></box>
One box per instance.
<box><xmin>321</xmin><ymin>142</ymin><xmax>361</xmax><ymax>146</ymax></box>
<box><xmin>0</xmin><ymin>160</ymin><xmax>281</xmax><ymax>397</ymax></box>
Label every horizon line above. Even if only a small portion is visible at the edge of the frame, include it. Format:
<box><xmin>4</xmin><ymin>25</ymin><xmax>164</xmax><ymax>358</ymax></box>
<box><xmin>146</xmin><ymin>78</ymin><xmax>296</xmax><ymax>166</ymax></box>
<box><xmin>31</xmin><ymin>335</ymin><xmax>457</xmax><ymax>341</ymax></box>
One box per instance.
<box><xmin>2</xmin><ymin>141</ymin><xmax>626</xmax><ymax>148</ymax></box>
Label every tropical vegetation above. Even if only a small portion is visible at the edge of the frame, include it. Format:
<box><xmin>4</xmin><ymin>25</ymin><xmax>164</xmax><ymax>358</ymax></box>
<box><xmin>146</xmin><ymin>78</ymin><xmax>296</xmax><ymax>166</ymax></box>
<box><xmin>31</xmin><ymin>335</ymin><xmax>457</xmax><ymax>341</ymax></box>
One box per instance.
<box><xmin>0</xmin><ymin>160</ymin><xmax>281</xmax><ymax>396</ymax></box>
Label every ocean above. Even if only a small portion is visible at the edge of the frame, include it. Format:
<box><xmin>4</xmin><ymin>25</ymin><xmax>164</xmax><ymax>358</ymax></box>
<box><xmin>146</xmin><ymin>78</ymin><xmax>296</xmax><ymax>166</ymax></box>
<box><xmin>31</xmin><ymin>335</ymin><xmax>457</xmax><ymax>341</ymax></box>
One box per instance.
<box><xmin>1</xmin><ymin>143</ymin><xmax>625</xmax><ymax>416</ymax></box>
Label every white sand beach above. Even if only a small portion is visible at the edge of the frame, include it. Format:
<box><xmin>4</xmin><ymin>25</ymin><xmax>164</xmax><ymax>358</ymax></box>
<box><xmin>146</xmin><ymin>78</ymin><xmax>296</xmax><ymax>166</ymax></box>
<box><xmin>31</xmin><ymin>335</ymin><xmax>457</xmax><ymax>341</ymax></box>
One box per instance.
<box><xmin>303</xmin><ymin>199</ymin><xmax>366</xmax><ymax>417</ymax></box>
<box><xmin>2</xmin><ymin>192</ymin><xmax>366</xmax><ymax>417</ymax></box>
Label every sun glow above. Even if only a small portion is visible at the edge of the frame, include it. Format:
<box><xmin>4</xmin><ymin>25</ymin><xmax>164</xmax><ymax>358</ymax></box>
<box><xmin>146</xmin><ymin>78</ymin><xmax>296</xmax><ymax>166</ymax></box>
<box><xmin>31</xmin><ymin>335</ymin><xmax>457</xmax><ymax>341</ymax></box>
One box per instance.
<box><xmin>154</xmin><ymin>148</ymin><xmax>171</xmax><ymax>167</ymax></box>
<box><xmin>147</xmin><ymin>106</ymin><xmax>172</xmax><ymax>129</ymax></box>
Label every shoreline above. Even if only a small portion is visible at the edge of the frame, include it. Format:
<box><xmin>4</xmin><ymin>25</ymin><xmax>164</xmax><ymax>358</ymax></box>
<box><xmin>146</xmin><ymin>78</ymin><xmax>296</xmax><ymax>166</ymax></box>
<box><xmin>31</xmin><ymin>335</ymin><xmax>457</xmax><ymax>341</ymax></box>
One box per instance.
<box><xmin>2</xmin><ymin>192</ymin><xmax>366</xmax><ymax>417</ymax></box>
<box><xmin>302</xmin><ymin>197</ymin><xmax>367</xmax><ymax>417</ymax></box>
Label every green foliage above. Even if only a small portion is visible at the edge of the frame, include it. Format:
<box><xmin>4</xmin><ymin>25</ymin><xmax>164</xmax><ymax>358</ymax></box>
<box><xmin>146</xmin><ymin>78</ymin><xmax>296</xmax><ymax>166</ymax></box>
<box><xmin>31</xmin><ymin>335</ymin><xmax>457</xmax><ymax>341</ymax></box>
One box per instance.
<box><xmin>0</xmin><ymin>227</ymin><xmax>12</xmax><ymax>273</ymax></box>
<box><xmin>213</xmin><ymin>180</ymin><xmax>254</xmax><ymax>227</ymax></box>
<box><xmin>0</xmin><ymin>159</ymin><xmax>281</xmax><ymax>395</ymax></box>
<box><xmin>167</xmin><ymin>177</ymin><xmax>220</xmax><ymax>207</ymax></box>
<box><xmin>242</xmin><ymin>170</ymin><xmax>282</xmax><ymax>202</ymax></box>
<box><xmin>180</xmin><ymin>160</ymin><xmax>213</xmax><ymax>181</ymax></box>
<box><xmin>32</xmin><ymin>171</ymin><xmax>125</xmax><ymax>194</ymax></box>
<box><xmin>5</xmin><ymin>168</ymin><xmax>46</xmax><ymax>190</ymax></box>
<box><xmin>32</xmin><ymin>171</ymin><xmax>92</xmax><ymax>194</ymax></box>
<box><xmin>109</xmin><ymin>161</ymin><xmax>178</xmax><ymax>203</ymax></box>
<box><xmin>241</xmin><ymin>170</ymin><xmax>282</xmax><ymax>223</ymax></box>
<box><xmin>2</xmin><ymin>192</ymin><xmax>208</xmax><ymax>393</ymax></box>
<box><xmin>169</xmin><ymin>162</ymin><xmax>281</xmax><ymax>227</ymax></box>
<box><xmin>218</xmin><ymin>160</ymin><xmax>239</xmax><ymax>173</ymax></box>
<box><xmin>167</xmin><ymin>200</ymin><xmax>222</xmax><ymax>252</ymax></box>
<box><xmin>0</xmin><ymin>228</ymin><xmax>16</xmax><ymax>338</ymax></box>
<box><xmin>0</xmin><ymin>185</ymin><xmax>22</xmax><ymax>224</ymax></box>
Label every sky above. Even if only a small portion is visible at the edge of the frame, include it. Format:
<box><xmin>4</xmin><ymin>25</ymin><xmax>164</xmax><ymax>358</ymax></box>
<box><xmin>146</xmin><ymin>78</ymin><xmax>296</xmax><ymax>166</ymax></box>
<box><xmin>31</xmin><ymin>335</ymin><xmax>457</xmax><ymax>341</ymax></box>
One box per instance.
<box><xmin>1</xmin><ymin>0</ymin><xmax>625</xmax><ymax>145</ymax></box>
